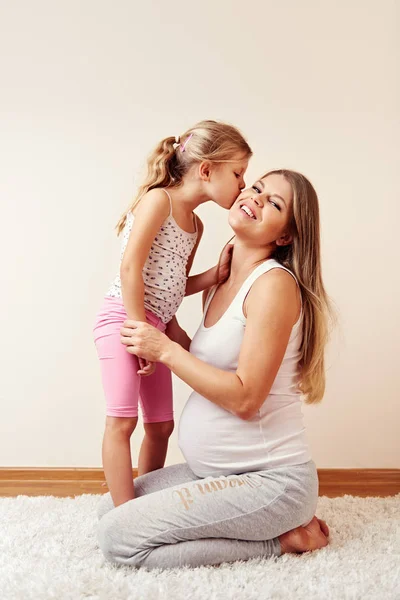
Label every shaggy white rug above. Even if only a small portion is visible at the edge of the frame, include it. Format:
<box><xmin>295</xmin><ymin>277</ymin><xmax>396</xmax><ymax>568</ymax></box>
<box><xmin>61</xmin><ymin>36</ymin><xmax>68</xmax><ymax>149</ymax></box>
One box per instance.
<box><xmin>0</xmin><ymin>494</ymin><xmax>399</xmax><ymax>600</ymax></box>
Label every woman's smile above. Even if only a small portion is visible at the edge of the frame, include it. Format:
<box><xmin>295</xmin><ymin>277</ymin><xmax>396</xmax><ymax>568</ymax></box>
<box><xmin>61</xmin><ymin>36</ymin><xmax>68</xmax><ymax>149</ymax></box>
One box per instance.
<box><xmin>239</xmin><ymin>201</ymin><xmax>258</xmax><ymax>220</ymax></box>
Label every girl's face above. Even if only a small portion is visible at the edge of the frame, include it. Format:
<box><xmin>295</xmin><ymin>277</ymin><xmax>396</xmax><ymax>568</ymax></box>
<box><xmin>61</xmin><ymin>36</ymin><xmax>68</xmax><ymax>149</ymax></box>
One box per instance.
<box><xmin>228</xmin><ymin>174</ymin><xmax>294</xmax><ymax>246</ymax></box>
<box><xmin>205</xmin><ymin>154</ymin><xmax>249</xmax><ymax>209</ymax></box>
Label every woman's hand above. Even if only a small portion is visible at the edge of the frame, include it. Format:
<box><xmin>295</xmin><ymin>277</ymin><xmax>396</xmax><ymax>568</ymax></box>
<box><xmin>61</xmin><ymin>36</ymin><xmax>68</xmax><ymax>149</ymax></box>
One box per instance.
<box><xmin>121</xmin><ymin>321</ymin><xmax>173</xmax><ymax>365</ymax></box>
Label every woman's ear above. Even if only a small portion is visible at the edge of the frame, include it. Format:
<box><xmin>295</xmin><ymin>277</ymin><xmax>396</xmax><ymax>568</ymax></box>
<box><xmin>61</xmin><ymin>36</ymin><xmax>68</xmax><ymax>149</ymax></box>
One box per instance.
<box><xmin>199</xmin><ymin>161</ymin><xmax>212</xmax><ymax>182</ymax></box>
<box><xmin>276</xmin><ymin>232</ymin><xmax>293</xmax><ymax>247</ymax></box>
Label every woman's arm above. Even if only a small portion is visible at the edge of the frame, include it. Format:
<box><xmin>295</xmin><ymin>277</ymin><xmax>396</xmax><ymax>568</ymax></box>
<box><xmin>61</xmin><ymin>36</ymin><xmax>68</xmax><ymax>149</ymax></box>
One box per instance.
<box><xmin>121</xmin><ymin>269</ymin><xmax>300</xmax><ymax>420</ymax></box>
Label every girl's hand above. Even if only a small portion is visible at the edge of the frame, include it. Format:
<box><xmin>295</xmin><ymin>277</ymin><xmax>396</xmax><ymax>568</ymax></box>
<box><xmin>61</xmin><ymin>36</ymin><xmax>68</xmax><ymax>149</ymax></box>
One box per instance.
<box><xmin>216</xmin><ymin>242</ymin><xmax>234</xmax><ymax>284</ymax></box>
<box><xmin>121</xmin><ymin>321</ymin><xmax>172</xmax><ymax>364</ymax></box>
<box><xmin>137</xmin><ymin>357</ymin><xmax>156</xmax><ymax>377</ymax></box>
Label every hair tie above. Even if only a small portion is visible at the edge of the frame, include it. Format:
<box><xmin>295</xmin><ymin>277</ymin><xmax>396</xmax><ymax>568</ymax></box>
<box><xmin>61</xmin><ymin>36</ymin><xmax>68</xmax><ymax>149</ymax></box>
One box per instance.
<box><xmin>180</xmin><ymin>133</ymin><xmax>193</xmax><ymax>153</ymax></box>
<box><xmin>175</xmin><ymin>135</ymin><xmax>180</xmax><ymax>144</ymax></box>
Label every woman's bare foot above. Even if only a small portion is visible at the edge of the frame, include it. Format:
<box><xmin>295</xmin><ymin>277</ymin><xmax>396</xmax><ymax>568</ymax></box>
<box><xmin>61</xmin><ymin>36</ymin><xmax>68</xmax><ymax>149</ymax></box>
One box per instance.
<box><xmin>279</xmin><ymin>516</ymin><xmax>329</xmax><ymax>554</ymax></box>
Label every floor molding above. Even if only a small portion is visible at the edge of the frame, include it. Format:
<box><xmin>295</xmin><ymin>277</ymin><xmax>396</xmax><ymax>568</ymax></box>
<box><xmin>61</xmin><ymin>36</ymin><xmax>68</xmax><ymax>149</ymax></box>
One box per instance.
<box><xmin>0</xmin><ymin>467</ymin><xmax>399</xmax><ymax>498</ymax></box>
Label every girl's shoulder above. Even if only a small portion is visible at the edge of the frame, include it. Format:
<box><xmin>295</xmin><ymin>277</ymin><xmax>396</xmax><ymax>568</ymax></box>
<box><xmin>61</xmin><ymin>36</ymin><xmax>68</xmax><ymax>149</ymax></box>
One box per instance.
<box><xmin>131</xmin><ymin>188</ymin><xmax>171</xmax><ymax>217</ymax></box>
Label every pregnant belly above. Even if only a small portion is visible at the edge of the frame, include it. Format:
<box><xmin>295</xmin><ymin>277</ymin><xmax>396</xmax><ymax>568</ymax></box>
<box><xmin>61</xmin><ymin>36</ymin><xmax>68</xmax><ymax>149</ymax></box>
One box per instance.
<box><xmin>178</xmin><ymin>392</ymin><xmax>267</xmax><ymax>478</ymax></box>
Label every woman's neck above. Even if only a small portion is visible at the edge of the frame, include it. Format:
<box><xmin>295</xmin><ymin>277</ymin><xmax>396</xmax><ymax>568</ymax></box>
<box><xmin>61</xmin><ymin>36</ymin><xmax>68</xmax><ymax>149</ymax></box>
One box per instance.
<box><xmin>228</xmin><ymin>240</ymin><xmax>274</xmax><ymax>286</ymax></box>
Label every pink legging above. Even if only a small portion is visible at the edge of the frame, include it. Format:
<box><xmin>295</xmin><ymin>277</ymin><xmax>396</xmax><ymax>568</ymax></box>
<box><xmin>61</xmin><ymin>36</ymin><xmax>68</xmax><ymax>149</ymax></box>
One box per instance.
<box><xmin>93</xmin><ymin>297</ymin><xmax>173</xmax><ymax>423</ymax></box>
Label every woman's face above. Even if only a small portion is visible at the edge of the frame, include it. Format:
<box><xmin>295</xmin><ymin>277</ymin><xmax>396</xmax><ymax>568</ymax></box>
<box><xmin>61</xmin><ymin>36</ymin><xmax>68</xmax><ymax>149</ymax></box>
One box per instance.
<box><xmin>228</xmin><ymin>173</ymin><xmax>294</xmax><ymax>246</ymax></box>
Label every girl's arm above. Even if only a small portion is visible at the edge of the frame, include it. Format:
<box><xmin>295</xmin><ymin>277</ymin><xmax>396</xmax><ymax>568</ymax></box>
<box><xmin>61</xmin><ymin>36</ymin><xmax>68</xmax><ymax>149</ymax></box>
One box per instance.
<box><xmin>184</xmin><ymin>217</ymin><xmax>214</xmax><ymax>296</ymax></box>
<box><xmin>185</xmin><ymin>268</ymin><xmax>217</xmax><ymax>297</ymax></box>
<box><xmin>165</xmin><ymin>288</ymin><xmax>211</xmax><ymax>351</ymax></box>
<box><xmin>165</xmin><ymin>316</ymin><xmax>192</xmax><ymax>351</ymax></box>
<box><xmin>185</xmin><ymin>226</ymin><xmax>234</xmax><ymax>297</ymax></box>
<box><xmin>121</xmin><ymin>269</ymin><xmax>300</xmax><ymax>420</ymax></box>
<box><xmin>120</xmin><ymin>189</ymin><xmax>170</xmax><ymax>321</ymax></box>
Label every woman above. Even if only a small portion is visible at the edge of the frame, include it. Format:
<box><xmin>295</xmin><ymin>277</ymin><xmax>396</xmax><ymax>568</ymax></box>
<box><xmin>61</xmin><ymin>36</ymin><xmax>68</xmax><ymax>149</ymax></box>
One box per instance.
<box><xmin>97</xmin><ymin>169</ymin><xmax>332</xmax><ymax>569</ymax></box>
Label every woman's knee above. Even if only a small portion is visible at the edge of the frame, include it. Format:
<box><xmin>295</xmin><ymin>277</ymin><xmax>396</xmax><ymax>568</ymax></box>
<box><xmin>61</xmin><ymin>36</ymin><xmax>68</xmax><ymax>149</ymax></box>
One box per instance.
<box><xmin>97</xmin><ymin>514</ymin><xmax>120</xmax><ymax>563</ymax></box>
<box><xmin>97</xmin><ymin>492</ymin><xmax>115</xmax><ymax>521</ymax></box>
<box><xmin>97</xmin><ymin>513</ymin><xmax>141</xmax><ymax>566</ymax></box>
<box><xmin>144</xmin><ymin>420</ymin><xmax>174</xmax><ymax>440</ymax></box>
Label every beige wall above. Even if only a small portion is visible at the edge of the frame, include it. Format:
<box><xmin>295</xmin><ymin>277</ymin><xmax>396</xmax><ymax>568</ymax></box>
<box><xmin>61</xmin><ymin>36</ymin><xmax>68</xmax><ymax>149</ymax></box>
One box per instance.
<box><xmin>1</xmin><ymin>1</ymin><xmax>399</xmax><ymax>468</ymax></box>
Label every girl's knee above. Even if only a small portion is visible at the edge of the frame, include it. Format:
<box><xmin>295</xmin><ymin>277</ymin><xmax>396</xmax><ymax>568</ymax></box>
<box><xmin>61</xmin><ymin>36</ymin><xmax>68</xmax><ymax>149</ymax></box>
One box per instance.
<box><xmin>105</xmin><ymin>416</ymin><xmax>138</xmax><ymax>437</ymax></box>
<box><xmin>144</xmin><ymin>420</ymin><xmax>174</xmax><ymax>440</ymax></box>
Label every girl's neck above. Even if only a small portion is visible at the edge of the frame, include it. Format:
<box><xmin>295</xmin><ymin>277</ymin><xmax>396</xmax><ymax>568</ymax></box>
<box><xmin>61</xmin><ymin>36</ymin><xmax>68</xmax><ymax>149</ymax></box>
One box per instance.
<box><xmin>168</xmin><ymin>180</ymin><xmax>209</xmax><ymax>213</ymax></box>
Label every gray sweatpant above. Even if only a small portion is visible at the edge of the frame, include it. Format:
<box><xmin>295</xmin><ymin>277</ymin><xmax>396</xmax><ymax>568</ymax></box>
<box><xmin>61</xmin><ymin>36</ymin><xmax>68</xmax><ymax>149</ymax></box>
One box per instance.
<box><xmin>97</xmin><ymin>460</ymin><xmax>318</xmax><ymax>569</ymax></box>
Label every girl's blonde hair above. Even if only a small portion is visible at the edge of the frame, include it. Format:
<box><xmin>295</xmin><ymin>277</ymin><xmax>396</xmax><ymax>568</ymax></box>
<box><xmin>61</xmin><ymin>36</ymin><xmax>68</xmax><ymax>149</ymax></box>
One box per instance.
<box><xmin>264</xmin><ymin>169</ymin><xmax>334</xmax><ymax>405</ymax></box>
<box><xmin>116</xmin><ymin>120</ymin><xmax>252</xmax><ymax>235</ymax></box>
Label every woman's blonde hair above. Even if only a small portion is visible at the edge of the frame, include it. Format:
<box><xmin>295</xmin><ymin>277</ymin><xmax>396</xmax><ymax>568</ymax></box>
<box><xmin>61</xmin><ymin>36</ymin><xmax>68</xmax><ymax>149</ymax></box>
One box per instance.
<box><xmin>116</xmin><ymin>120</ymin><xmax>252</xmax><ymax>235</ymax></box>
<box><xmin>263</xmin><ymin>169</ymin><xmax>334</xmax><ymax>405</ymax></box>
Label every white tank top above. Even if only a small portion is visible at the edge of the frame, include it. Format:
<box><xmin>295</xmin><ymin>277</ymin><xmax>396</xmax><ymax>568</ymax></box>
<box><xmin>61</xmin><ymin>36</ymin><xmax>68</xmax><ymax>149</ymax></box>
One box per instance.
<box><xmin>178</xmin><ymin>259</ymin><xmax>311</xmax><ymax>477</ymax></box>
<box><xmin>107</xmin><ymin>190</ymin><xmax>198</xmax><ymax>324</ymax></box>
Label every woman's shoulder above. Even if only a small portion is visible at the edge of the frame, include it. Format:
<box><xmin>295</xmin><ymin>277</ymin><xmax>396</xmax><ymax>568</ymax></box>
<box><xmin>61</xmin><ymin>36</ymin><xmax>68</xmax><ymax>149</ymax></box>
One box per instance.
<box><xmin>244</xmin><ymin>262</ymin><xmax>300</xmax><ymax>324</ymax></box>
<box><xmin>250</xmin><ymin>264</ymin><xmax>298</xmax><ymax>298</ymax></box>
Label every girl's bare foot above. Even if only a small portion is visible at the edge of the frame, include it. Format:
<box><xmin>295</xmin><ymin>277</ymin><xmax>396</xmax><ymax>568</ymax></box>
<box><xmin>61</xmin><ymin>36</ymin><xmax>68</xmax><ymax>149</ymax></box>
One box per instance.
<box><xmin>279</xmin><ymin>516</ymin><xmax>329</xmax><ymax>554</ymax></box>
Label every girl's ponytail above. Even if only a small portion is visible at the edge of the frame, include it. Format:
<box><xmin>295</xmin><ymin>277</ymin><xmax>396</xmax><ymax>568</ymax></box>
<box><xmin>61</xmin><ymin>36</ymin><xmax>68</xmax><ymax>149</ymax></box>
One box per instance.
<box><xmin>116</xmin><ymin>136</ymin><xmax>180</xmax><ymax>234</ymax></box>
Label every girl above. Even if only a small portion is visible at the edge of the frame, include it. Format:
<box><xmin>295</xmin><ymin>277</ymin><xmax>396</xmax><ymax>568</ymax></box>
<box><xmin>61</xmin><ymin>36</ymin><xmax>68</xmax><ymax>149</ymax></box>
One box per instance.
<box><xmin>94</xmin><ymin>120</ymin><xmax>252</xmax><ymax>507</ymax></box>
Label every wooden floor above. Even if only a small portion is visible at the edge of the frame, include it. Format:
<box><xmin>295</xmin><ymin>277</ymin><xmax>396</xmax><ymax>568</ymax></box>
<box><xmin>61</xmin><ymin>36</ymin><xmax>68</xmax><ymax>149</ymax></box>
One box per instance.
<box><xmin>0</xmin><ymin>468</ymin><xmax>399</xmax><ymax>498</ymax></box>
<box><xmin>0</xmin><ymin>480</ymin><xmax>109</xmax><ymax>497</ymax></box>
